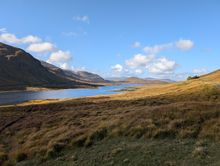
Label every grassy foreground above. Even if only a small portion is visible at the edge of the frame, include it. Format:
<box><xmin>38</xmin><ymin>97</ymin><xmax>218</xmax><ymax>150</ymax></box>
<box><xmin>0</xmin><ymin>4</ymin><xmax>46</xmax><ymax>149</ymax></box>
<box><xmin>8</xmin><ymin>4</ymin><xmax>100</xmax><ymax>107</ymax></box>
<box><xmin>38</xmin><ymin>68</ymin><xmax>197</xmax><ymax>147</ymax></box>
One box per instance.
<box><xmin>0</xmin><ymin>70</ymin><xmax>220</xmax><ymax>165</ymax></box>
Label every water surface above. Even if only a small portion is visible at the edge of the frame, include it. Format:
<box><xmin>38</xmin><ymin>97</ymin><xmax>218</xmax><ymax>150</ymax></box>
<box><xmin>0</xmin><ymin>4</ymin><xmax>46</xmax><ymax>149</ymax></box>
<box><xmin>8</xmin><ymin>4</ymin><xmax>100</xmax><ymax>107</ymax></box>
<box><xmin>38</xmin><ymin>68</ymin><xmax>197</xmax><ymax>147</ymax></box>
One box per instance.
<box><xmin>0</xmin><ymin>84</ymin><xmax>141</xmax><ymax>105</ymax></box>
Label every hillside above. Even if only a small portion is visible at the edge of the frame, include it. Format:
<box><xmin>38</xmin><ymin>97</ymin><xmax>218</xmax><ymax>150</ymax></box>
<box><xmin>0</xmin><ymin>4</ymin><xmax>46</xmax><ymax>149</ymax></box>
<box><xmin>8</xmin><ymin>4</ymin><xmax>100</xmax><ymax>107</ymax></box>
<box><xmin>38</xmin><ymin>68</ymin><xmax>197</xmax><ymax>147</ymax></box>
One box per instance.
<box><xmin>124</xmin><ymin>77</ymin><xmax>169</xmax><ymax>84</ymax></box>
<box><xmin>41</xmin><ymin>61</ymin><xmax>108</xmax><ymax>83</ymax></box>
<box><xmin>0</xmin><ymin>43</ymin><xmax>96</xmax><ymax>91</ymax></box>
<box><xmin>200</xmin><ymin>69</ymin><xmax>220</xmax><ymax>82</ymax></box>
<box><xmin>108</xmin><ymin>76</ymin><xmax>170</xmax><ymax>84</ymax></box>
<box><xmin>0</xmin><ymin>69</ymin><xmax>220</xmax><ymax>165</ymax></box>
<box><xmin>76</xmin><ymin>71</ymin><xmax>108</xmax><ymax>83</ymax></box>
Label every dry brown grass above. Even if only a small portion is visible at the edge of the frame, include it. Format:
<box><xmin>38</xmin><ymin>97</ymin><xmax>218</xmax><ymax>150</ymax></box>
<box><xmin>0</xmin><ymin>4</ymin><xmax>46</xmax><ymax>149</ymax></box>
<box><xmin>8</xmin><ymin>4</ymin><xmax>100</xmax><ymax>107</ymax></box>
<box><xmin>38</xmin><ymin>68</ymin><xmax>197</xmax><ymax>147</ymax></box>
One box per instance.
<box><xmin>0</xmin><ymin>70</ymin><xmax>220</xmax><ymax>164</ymax></box>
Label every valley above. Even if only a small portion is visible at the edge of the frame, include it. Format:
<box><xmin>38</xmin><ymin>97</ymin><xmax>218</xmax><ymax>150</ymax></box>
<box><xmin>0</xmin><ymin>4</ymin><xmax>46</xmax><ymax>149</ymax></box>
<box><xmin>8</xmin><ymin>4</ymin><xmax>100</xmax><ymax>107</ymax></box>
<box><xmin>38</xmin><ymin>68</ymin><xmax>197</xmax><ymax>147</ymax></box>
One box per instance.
<box><xmin>0</xmin><ymin>1</ymin><xmax>219</xmax><ymax>165</ymax></box>
<box><xmin>0</xmin><ymin>69</ymin><xmax>220</xmax><ymax>165</ymax></box>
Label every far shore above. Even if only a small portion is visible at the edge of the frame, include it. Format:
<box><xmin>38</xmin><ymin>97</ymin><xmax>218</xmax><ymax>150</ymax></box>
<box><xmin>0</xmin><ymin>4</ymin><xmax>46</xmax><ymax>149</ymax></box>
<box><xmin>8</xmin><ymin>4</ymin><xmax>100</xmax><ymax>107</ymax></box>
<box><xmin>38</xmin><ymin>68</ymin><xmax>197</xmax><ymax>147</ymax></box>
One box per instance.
<box><xmin>0</xmin><ymin>81</ymin><xmax>127</xmax><ymax>94</ymax></box>
<box><xmin>0</xmin><ymin>85</ymin><xmax>101</xmax><ymax>94</ymax></box>
<box><xmin>0</xmin><ymin>83</ymin><xmax>145</xmax><ymax>107</ymax></box>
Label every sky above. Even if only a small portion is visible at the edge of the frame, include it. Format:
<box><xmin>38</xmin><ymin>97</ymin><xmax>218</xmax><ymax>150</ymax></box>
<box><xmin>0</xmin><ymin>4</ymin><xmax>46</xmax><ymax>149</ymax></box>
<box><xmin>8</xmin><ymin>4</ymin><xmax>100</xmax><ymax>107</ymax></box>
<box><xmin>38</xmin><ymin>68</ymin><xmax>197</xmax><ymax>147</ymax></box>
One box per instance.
<box><xmin>0</xmin><ymin>0</ymin><xmax>220</xmax><ymax>80</ymax></box>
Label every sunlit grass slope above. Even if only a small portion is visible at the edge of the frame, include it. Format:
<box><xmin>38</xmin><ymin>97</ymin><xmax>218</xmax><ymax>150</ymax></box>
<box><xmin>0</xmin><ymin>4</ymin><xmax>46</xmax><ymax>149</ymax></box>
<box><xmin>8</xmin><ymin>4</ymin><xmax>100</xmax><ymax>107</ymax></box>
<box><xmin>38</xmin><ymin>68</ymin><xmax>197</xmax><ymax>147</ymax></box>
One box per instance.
<box><xmin>0</xmin><ymin>70</ymin><xmax>220</xmax><ymax>165</ymax></box>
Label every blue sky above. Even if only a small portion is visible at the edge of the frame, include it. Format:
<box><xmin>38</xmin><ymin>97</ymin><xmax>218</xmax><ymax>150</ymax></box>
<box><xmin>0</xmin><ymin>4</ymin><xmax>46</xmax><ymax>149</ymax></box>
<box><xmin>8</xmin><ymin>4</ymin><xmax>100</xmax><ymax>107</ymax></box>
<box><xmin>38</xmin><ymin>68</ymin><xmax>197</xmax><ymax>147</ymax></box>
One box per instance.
<box><xmin>0</xmin><ymin>0</ymin><xmax>220</xmax><ymax>80</ymax></box>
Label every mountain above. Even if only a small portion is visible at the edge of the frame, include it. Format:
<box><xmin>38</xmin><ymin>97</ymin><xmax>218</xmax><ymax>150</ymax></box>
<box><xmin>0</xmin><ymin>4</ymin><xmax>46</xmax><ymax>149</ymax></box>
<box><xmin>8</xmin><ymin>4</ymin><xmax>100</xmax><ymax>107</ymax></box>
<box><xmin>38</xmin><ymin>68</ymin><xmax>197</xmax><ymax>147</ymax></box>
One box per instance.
<box><xmin>40</xmin><ymin>61</ymin><xmax>83</xmax><ymax>81</ymax></box>
<box><xmin>41</xmin><ymin>61</ymin><xmax>108</xmax><ymax>83</ymax></box>
<box><xmin>105</xmin><ymin>77</ymin><xmax>127</xmax><ymax>82</ymax></box>
<box><xmin>0</xmin><ymin>42</ymin><xmax>95</xmax><ymax>91</ymax></box>
<box><xmin>76</xmin><ymin>71</ymin><xmax>107</xmax><ymax>83</ymax></box>
<box><xmin>124</xmin><ymin>77</ymin><xmax>169</xmax><ymax>84</ymax></box>
<box><xmin>107</xmin><ymin>76</ymin><xmax>170</xmax><ymax>84</ymax></box>
<box><xmin>145</xmin><ymin>77</ymin><xmax>175</xmax><ymax>83</ymax></box>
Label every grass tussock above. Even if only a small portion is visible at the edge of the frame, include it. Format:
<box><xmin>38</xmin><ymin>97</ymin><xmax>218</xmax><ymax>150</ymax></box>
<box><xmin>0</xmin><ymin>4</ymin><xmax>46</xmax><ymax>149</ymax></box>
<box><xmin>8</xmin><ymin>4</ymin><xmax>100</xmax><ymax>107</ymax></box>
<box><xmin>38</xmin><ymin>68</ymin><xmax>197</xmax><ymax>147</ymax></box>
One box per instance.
<box><xmin>0</xmin><ymin>152</ymin><xmax>8</xmax><ymax>165</ymax></box>
<box><xmin>14</xmin><ymin>152</ymin><xmax>28</xmax><ymax>162</ymax></box>
<box><xmin>46</xmin><ymin>143</ymin><xmax>65</xmax><ymax>159</ymax></box>
<box><xmin>84</xmin><ymin>127</ymin><xmax>108</xmax><ymax>147</ymax></box>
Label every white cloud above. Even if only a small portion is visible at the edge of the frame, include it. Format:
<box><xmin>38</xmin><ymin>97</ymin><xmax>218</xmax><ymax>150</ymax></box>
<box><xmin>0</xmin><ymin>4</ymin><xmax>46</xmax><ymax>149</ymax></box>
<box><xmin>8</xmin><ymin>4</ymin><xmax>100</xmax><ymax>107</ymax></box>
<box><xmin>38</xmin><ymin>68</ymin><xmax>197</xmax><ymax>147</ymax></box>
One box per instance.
<box><xmin>21</xmin><ymin>35</ymin><xmax>42</xmax><ymax>43</ymax></box>
<box><xmin>48</xmin><ymin>50</ymin><xmax>72</xmax><ymax>63</ymax></box>
<box><xmin>176</xmin><ymin>39</ymin><xmax>194</xmax><ymax>50</ymax></box>
<box><xmin>27</xmin><ymin>42</ymin><xmax>55</xmax><ymax>53</ymax></box>
<box><xmin>124</xmin><ymin>38</ymin><xmax>194</xmax><ymax>76</ymax></box>
<box><xmin>124</xmin><ymin>55</ymin><xmax>178</xmax><ymax>76</ymax></box>
<box><xmin>59</xmin><ymin>63</ymin><xmax>74</xmax><ymax>70</ymax></box>
<box><xmin>135</xmin><ymin>69</ymin><xmax>143</xmax><ymax>74</ymax></box>
<box><xmin>60</xmin><ymin>63</ymin><xmax>69</xmax><ymax>70</ymax></box>
<box><xmin>0</xmin><ymin>30</ymin><xmax>41</xmax><ymax>44</ymax></box>
<box><xmin>126</xmin><ymin>54</ymin><xmax>155</xmax><ymax>68</ymax></box>
<box><xmin>142</xmin><ymin>39</ymin><xmax>194</xmax><ymax>54</ymax></box>
<box><xmin>111</xmin><ymin>64</ymin><xmax>123</xmax><ymax>73</ymax></box>
<box><xmin>143</xmin><ymin>43</ymin><xmax>173</xmax><ymax>54</ymax></box>
<box><xmin>0</xmin><ymin>33</ymin><xmax>20</xmax><ymax>43</ymax></box>
<box><xmin>0</xmin><ymin>28</ymin><xmax>7</xmax><ymax>33</ymax></box>
<box><xmin>192</xmin><ymin>68</ymin><xmax>208</xmax><ymax>75</ymax></box>
<box><xmin>0</xmin><ymin>29</ymin><xmax>74</xmax><ymax>66</ymax></box>
<box><xmin>73</xmin><ymin>15</ymin><xmax>90</xmax><ymax>24</ymax></box>
<box><xmin>147</xmin><ymin>57</ymin><xmax>177</xmax><ymax>74</ymax></box>
<box><xmin>132</xmin><ymin>41</ymin><xmax>141</xmax><ymax>48</ymax></box>
<box><xmin>115</xmin><ymin>38</ymin><xmax>194</xmax><ymax>76</ymax></box>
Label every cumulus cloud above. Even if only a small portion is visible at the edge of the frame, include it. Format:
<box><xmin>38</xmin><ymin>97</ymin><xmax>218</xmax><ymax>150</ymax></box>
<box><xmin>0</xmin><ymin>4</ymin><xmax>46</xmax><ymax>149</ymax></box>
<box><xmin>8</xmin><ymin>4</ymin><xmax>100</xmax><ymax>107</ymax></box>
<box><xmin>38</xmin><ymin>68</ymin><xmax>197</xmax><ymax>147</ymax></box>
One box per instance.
<box><xmin>111</xmin><ymin>64</ymin><xmax>123</xmax><ymax>73</ymax></box>
<box><xmin>142</xmin><ymin>39</ymin><xmax>194</xmax><ymax>54</ymax></box>
<box><xmin>175</xmin><ymin>39</ymin><xmax>194</xmax><ymax>50</ymax></box>
<box><xmin>132</xmin><ymin>41</ymin><xmax>141</xmax><ymax>48</ymax></box>
<box><xmin>0</xmin><ymin>30</ymin><xmax>41</xmax><ymax>44</ymax></box>
<box><xmin>114</xmin><ymin>38</ymin><xmax>194</xmax><ymax>76</ymax></box>
<box><xmin>48</xmin><ymin>50</ymin><xmax>72</xmax><ymax>63</ymax></box>
<box><xmin>124</xmin><ymin>53</ymin><xmax>178</xmax><ymax>75</ymax></box>
<box><xmin>143</xmin><ymin>43</ymin><xmax>173</xmax><ymax>54</ymax></box>
<box><xmin>27</xmin><ymin>42</ymin><xmax>56</xmax><ymax>53</ymax></box>
<box><xmin>147</xmin><ymin>57</ymin><xmax>177</xmax><ymax>74</ymax></box>
<box><xmin>0</xmin><ymin>29</ymin><xmax>74</xmax><ymax>67</ymax></box>
<box><xmin>126</xmin><ymin>54</ymin><xmax>155</xmax><ymax>68</ymax></box>
<box><xmin>73</xmin><ymin>15</ymin><xmax>90</xmax><ymax>24</ymax></box>
<box><xmin>0</xmin><ymin>33</ymin><xmax>20</xmax><ymax>43</ymax></box>
<box><xmin>22</xmin><ymin>35</ymin><xmax>42</xmax><ymax>43</ymax></box>
<box><xmin>135</xmin><ymin>69</ymin><xmax>143</xmax><ymax>74</ymax></box>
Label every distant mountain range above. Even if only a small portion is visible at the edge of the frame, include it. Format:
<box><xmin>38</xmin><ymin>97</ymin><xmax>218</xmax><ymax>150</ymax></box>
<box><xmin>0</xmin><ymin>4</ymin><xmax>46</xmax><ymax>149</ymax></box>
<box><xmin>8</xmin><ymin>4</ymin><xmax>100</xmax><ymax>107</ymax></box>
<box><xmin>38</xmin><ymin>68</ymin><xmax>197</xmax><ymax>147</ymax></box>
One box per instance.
<box><xmin>107</xmin><ymin>77</ymin><xmax>174</xmax><ymax>84</ymax></box>
<box><xmin>0</xmin><ymin>42</ymin><xmax>174</xmax><ymax>91</ymax></box>
<box><xmin>0</xmin><ymin>42</ymin><xmax>107</xmax><ymax>91</ymax></box>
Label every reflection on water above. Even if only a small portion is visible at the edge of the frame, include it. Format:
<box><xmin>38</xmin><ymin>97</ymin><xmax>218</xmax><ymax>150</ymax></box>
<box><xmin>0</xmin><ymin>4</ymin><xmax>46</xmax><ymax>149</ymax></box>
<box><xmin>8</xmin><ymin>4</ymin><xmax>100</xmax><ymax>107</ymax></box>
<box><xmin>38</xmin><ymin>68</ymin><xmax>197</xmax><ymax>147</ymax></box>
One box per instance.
<box><xmin>0</xmin><ymin>84</ymin><xmax>141</xmax><ymax>105</ymax></box>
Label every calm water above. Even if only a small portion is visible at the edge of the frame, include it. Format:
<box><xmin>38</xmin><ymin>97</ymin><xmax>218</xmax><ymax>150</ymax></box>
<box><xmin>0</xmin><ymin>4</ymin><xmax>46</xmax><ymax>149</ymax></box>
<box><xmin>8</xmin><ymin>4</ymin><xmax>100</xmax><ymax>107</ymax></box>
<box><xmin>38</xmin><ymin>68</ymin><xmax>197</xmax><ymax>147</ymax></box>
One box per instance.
<box><xmin>0</xmin><ymin>84</ymin><xmax>141</xmax><ymax>105</ymax></box>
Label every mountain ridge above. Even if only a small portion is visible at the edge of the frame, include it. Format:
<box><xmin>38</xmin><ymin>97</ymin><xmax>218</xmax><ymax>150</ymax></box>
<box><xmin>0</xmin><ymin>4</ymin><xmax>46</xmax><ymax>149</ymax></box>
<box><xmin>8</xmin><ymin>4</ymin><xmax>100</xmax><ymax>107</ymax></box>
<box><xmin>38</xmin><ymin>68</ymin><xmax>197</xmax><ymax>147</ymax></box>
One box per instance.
<box><xmin>40</xmin><ymin>61</ymin><xmax>109</xmax><ymax>83</ymax></box>
<box><xmin>107</xmin><ymin>76</ymin><xmax>172</xmax><ymax>84</ymax></box>
<box><xmin>0</xmin><ymin>42</ymin><xmax>97</xmax><ymax>91</ymax></box>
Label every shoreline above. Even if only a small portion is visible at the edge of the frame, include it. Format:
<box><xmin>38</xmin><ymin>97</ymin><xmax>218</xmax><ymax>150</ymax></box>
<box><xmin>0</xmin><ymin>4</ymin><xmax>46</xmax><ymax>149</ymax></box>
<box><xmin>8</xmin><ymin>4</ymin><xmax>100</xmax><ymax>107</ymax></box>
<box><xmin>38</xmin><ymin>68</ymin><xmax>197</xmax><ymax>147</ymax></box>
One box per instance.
<box><xmin>0</xmin><ymin>82</ymin><xmax>123</xmax><ymax>94</ymax></box>
<box><xmin>0</xmin><ymin>85</ymin><xmax>101</xmax><ymax>94</ymax></box>
<box><xmin>0</xmin><ymin>83</ymin><xmax>140</xmax><ymax>107</ymax></box>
